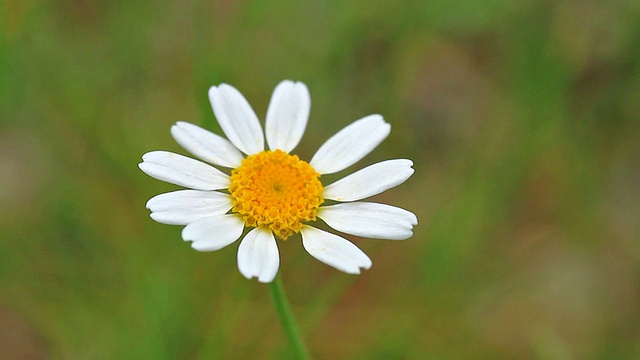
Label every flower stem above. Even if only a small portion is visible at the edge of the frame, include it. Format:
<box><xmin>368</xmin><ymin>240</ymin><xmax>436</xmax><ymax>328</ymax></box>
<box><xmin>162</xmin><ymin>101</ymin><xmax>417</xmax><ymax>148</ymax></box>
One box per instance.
<box><xmin>268</xmin><ymin>276</ymin><xmax>311</xmax><ymax>360</ymax></box>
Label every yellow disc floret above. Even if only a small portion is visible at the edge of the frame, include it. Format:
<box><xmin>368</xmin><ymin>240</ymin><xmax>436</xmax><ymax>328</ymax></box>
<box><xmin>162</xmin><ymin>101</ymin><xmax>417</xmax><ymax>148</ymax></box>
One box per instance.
<box><xmin>228</xmin><ymin>149</ymin><xmax>324</xmax><ymax>240</ymax></box>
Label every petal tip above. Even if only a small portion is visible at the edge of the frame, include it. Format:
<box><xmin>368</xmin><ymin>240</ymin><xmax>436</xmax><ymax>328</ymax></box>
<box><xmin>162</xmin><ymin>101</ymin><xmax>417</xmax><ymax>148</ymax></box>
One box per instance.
<box><xmin>207</xmin><ymin>85</ymin><xmax>219</xmax><ymax>99</ymax></box>
<box><xmin>293</xmin><ymin>80</ymin><xmax>309</xmax><ymax>90</ymax></box>
<box><xmin>181</xmin><ymin>229</ymin><xmax>193</xmax><ymax>242</ymax></box>
<box><xmin>258</xmin><ymin>274</ymin><xmax>277</xmax><ymax>283</ymax></box>
<box><xmin>190</xmin><ymin>242</ymin><xmax>211</xmax><ymax>252</ymax></box>
<box><xmin>171</xmin><ymin>121</ymin><xmax>193</xmax><ymax>132</ymax></box>
<box><xmin>363</xmin><ymin>258</ymin><xmax>373</xmax><ymax>270</ymax></box>
<box><xmin>277</xmin><ymin>79</ymin><xmax>294</xmax><ymax>87</ymax></box>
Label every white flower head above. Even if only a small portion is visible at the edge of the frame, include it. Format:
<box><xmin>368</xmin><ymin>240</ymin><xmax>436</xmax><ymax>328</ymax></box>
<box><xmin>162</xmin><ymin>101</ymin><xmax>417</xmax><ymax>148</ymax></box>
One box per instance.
<box><xmin>139</xmin><ymin>80</ymin><xmax>417</xmax><ymax>283</ymax></box>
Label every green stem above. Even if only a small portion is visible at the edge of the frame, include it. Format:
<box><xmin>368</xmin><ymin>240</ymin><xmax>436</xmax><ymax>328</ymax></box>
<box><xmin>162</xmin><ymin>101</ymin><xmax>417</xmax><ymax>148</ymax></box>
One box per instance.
<box><xmin>268</xmin><ymin>276</ymin><xmax>311</xmax><ymax>360</ymax></box>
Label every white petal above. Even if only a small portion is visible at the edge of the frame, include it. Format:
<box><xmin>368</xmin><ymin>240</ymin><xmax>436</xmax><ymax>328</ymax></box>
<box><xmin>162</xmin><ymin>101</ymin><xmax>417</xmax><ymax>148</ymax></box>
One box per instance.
<box><xmin>265</xmin><ymin>80</ymin><xmax>311</xmax><ymax>152</ymax></box>
<box><xmin>310</xmin><ymin>114</ymin><xmax>391</xmax><ymax>175</ymax></box>
<box><xmin>181</xmin><ymin>214</ymin><xmax>245</xmax><ymax>251</ymax></box>
<box><xmin>318</xmin><ymin>202</ymin><xmax>417</xmax><ymax>240</ymax></box>
<box><xmin>237</xmin><ymin>227</ymin><xmax>280</xmax><ymax>283</ymax></box>
<box><xmin>323</xmin><ymin>159</ymin><xmax>415</xmax><ymax>201</ymax></box>
<box><xmin>300</xmin><ymin>226</ymin><xmax>372</xmax><ymax>274</ymax></box>
<box><xmin>146</xmin><ymin>190</ymin><xmax>233</xmax><ymax>225</ymax></box>
<box><xmin>208</xmin><ymin>84</ymin><xmax>264</xmax><ymax>155</ymax></box>
<box><xmin>138</xmin><ymin>151</ymin><xmax>230</xmax><ymax>190</ymax></box>
<box><xmin>171</xmin><ymin>121</ymin><xmax>244</xmax><ymax>168</ymax></box>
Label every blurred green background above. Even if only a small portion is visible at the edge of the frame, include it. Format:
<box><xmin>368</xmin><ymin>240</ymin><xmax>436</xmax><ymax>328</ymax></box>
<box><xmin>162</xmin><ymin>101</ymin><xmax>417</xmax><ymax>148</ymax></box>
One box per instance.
<box><xmin>2</xmin><ymin>0</ymin><xmax>640</xmax><ymax>358</ymax></box>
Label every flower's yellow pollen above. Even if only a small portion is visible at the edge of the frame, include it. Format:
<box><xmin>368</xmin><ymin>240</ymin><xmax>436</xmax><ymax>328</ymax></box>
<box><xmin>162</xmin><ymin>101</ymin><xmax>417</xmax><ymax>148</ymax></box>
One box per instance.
<box><xmin>229</xmin><ymin>149</ymin><xmax>324</xmax><ymax>239</ymax></box>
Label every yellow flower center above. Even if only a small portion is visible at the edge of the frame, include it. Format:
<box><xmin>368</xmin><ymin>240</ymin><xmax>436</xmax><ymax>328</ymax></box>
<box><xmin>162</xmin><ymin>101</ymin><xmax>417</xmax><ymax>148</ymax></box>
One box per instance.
<box><xmin>228</xmin><ymin>149</ymin><xmax>324</xmax><ymax>240</ymax></box>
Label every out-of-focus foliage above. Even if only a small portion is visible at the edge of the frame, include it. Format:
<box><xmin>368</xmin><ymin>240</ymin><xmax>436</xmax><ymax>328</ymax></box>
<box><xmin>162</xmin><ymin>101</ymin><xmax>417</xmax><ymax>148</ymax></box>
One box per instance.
<box><xmin>1</xmin><ymin>0</ymin><xmax>639</xmax><ymax>358</ymax></box>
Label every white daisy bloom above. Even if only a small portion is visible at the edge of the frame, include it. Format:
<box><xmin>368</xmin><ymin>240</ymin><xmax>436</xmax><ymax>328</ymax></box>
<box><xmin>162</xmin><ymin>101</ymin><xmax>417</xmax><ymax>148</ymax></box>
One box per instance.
<box><xmin>139</xmin><ymin>80</ymin><xmax>417</xmax><ymax>283</ymax></box>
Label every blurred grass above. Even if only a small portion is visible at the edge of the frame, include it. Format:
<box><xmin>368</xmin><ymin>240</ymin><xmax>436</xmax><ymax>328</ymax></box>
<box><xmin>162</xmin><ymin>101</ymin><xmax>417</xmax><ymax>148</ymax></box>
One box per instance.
<box><xmin>2</xmin><ymin>0</ymin><xmax>640</xmax><ymax>358</ymax></box>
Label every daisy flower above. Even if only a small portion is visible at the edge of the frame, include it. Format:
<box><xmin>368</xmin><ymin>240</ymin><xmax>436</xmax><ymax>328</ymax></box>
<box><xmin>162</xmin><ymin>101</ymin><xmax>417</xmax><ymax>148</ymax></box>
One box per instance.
<box><xmin>139</xmin><ymin>80</ymin><xmax>417</xmax><ymax>283</ymax></box>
